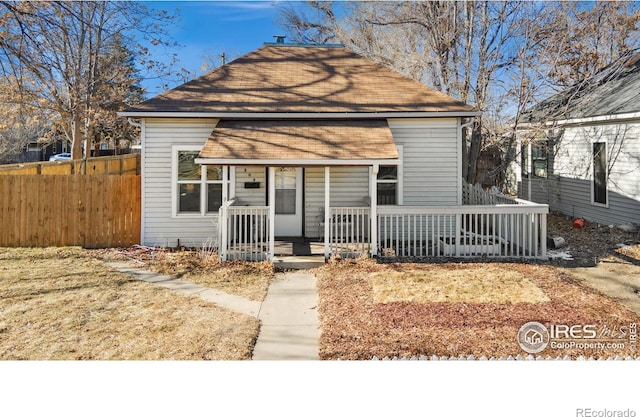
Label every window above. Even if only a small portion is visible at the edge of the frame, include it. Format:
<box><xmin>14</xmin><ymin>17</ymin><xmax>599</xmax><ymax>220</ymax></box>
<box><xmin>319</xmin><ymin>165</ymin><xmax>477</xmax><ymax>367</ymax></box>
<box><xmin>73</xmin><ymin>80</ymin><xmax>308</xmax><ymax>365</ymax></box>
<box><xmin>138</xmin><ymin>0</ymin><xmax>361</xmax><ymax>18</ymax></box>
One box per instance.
<box><xmin>274</xmin><ymin>167</ymin><xmax>296</xmax><ymax>214</ymax></box>
<box><xmin>377</xmin><ymin>166</ymin><xmax>398</xmax><ymax>205</ymax></box>
<box><xmin>522</xmin><ymin>141</ymin><xmax>548</xmax><ymax>178</ymax></box>
<box><xmin>177</xmin><ymin>150</ymin><xmax>201</xmax><ymax>213</ymax></box>
<box><xmin>592</xmin><ymin>142</ymin><xmax>607</xmax><ymax>206</ymax></box>
<box><xmin>532</xmin><ymin>143</ymin><xmax>548</xmax><ymax>178</ymax></box>
<box><xmin>174</xmin><ymin>148</ymin><xmax>223</xmax><ymax>216</ymax></box>
<box><xmin>521</xmin><ymin>145</ymin><xmax>529</xmax><ymax>178</ymax></box>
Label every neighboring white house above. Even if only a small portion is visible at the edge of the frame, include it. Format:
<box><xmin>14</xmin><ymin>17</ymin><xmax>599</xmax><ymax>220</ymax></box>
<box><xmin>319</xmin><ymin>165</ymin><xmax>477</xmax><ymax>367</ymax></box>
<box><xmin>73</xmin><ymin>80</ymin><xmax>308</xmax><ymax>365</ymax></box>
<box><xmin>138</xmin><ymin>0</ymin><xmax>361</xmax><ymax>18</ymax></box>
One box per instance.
<box><xmin>120</xmin><ymin>42</ymin><xmax>548</xmax><ymax>261</ymax></box>
<box><xmin>517</xmin><ymin>51</ymin><xmax>640</xmax><ymax>226</ymax></box>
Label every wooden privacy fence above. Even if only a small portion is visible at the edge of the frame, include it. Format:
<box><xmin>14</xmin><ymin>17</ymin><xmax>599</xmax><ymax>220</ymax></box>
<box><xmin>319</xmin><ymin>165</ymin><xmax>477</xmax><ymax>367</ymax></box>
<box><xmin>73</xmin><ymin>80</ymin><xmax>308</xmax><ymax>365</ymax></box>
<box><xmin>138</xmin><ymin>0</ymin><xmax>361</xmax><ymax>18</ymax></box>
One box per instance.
<box><xmin>0</xmin><ymin>153</ymin><xmax>140</xmax><ymax>176</ymax></box>
<box><xmin>0</xmin><ymin>175</ymin><xmax>140</xmax><ymax>248</ymax></box>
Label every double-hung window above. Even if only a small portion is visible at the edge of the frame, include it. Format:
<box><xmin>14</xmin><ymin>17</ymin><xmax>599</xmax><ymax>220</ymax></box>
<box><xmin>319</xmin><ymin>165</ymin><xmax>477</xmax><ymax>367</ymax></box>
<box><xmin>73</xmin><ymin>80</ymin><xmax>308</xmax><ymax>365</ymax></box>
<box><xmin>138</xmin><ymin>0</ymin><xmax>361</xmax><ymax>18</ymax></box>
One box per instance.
<box><xmin>377</xmin><ymin>166</ymin><xmax>398</xmax><ymax>205</ymax></box>
<box><xmin>521</xmin><ymin>141</ymin><xmax>548</xmax><ymax>178</ymax></box>
<box><xmin>375</xmin><ymin>145</ymin><xmax>402</xmax><ymax>206</ymax></box>
<box><xmin>173</xmin><ymin>147</ymin><xmax>224</xmax><ymax>216</ymax></box>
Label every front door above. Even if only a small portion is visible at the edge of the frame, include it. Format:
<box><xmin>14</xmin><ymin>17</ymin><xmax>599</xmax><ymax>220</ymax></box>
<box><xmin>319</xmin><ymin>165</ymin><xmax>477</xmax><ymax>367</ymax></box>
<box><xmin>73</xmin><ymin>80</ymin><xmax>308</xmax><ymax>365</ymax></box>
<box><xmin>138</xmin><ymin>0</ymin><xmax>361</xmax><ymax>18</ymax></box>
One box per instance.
<box><xmin>274</xmin><ymin>167</ymin><xmax>303</xmax><ymax>237</ymax></box>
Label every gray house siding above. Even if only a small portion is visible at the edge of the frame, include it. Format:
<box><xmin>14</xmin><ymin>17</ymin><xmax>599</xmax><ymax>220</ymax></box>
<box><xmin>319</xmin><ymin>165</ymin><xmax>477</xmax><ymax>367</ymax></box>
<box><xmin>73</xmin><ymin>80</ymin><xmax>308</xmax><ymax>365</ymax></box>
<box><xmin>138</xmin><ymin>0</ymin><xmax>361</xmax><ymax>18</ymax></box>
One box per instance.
<box><xmin>388</xmin><ymin>118</ymin><xmax>459</xmax><ymax>206</ymax></box>
<box><xmin>141</xmin><ymin>117</ymin><xmax>463</xmax><ymax>247</ymax></box>
<box><xmin>519</xmin><ymin>122</ymin><xmax>640</xmax><ymax>225</ymax></box>
<box><xmin>142</xmin><ymin>118</ymin><xmax>219</xmax><ymax>247</ymax></box>
<box><xmin>304</xmin><ymin>166</ymin><xmax>370</xmax><ymax>239</ymax></box>
<box><xmin>234</xmin><ymin>166</ymin><xmax>266</xmax><ymax>206</ymax></box>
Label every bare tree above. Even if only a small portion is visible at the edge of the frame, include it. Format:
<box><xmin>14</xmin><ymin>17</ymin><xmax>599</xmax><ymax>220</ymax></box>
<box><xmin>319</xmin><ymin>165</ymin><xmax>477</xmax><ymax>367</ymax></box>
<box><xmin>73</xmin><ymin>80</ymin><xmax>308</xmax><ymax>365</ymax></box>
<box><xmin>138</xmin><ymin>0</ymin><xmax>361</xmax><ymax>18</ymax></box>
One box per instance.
<box><xmin>0</xmin><ymin>1</ymin><xmax>179</xmax><ymax>162</ymax></box>
<box><xmin>279</xmin><ymin>1</ymin><xmax>524</xmax><ymax>184</ymax></box>
<box><xmin>278</xmin><ymin>1</ymin><xmax>640</xmax><ymax>188</ymax></box>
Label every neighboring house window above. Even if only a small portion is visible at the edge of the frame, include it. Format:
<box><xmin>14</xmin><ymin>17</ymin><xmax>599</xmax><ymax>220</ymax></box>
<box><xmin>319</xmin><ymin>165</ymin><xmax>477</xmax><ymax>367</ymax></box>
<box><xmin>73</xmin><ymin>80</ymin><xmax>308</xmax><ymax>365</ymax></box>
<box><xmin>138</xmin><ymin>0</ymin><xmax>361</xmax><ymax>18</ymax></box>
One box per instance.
<box><xmin>521</xmin><ymin>145</ymin><xmax>529</xmax><ymax>178</ymax></box>
<box><xmin>377</xmin><ymin>166</ymin><xmax>398</xmax><ymax>205</ymax></box>
<box><xmin>592</xmin><ymin>142</ymin><xmax>607</xmax><ymax>206</ymax></box>
<box><xmin>174</xmin><ymin>148</ymin><xmax>223</xmax><ymax>216</ymax></box>
<box><xmin>521</xmin><ymin>141</ymin><xmax>547</xmax><ymax>178</ymax></box>
<box><xmin>532</xmin><ymin>143</ymin><xmax>548</xmax><ymax>178</ymax></box>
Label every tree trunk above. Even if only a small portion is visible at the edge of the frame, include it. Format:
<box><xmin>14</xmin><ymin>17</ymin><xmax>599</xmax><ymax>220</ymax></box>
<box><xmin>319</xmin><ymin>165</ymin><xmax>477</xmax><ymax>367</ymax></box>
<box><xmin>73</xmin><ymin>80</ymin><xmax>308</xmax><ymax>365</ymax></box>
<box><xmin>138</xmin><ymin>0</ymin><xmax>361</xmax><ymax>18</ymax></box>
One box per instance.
<box><xmin>466</xmin><ymin>121</ymin><xmax>483</xmax><ymax>185</ymax></box>
<box><xmin>71</xmin><ymin>115</ymin><xmax>83</xmax><ymax>162</ymax></box>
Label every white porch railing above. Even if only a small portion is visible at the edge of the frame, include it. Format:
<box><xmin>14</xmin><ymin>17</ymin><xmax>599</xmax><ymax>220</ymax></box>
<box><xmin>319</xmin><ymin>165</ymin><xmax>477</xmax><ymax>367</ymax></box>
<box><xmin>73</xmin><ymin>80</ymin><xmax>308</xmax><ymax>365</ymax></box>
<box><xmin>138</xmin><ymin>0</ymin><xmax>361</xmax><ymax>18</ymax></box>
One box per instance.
<box><xmin>219</xmin><ymin>204</ymin><xmax>270</xmax><ymax>261</ymax></box>
<box><xmin>327</xmin><ymin>207</ymin><xmax>371</xmax><ymax>258</ymax></box>
<box><xmin>463</xmin><ymin>182</ymin><xmax>521</xmax><ymax>205</ymax></box>
<box><xmin>377</xmin><ymin>204</ymin><xmax>548</xmax><ymax>259</ymax></box>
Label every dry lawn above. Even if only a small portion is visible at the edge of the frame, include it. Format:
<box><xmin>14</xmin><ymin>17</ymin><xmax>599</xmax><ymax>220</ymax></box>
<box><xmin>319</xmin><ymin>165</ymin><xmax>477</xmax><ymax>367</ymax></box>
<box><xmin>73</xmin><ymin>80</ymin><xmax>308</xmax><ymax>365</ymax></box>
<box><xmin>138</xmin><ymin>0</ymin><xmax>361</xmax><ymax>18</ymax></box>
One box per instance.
<box><xmin>318</xmin><ymin>259</ymin><xmax>640</xmax><ymax>360</ymax></box>
<box><xmin>93</xmin><ymin>247</ymin><xmax>275</xmax><ymax>302</ymax></box>
<box><xmin>0</xmin><ymin>248</ymin><xmax>258</xmax><ymax>360</ymax></box>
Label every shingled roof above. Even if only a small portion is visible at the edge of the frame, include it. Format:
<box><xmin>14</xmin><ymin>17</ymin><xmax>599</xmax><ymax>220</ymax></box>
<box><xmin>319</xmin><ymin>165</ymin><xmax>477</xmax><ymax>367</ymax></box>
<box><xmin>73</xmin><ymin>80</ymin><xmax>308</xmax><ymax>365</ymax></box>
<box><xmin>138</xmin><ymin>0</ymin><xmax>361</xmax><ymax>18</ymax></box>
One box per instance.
<box><xmin>125</xmin><ymin>44</ymin><xmax>475</xmax><ymax>115</ymax></box>
<box><xmin>522</xmin><ymin>50</ymin><xmax>640</xmax><ymax>123</ymax></box>
<box><xmin>198</xmin><ymin>119</ymin><xmax>398</xmax><ymax>162</ymax></box>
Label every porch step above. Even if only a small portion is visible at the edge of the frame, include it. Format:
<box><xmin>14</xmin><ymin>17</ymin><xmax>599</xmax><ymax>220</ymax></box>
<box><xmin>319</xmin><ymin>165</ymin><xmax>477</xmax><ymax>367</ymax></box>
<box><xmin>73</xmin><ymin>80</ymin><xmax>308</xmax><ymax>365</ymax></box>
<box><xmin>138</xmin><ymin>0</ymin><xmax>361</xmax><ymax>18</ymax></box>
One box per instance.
<box><xmin>272</xmin><ymin>256</ymin><xmax>325</xmax><ymax>270</ymax></box>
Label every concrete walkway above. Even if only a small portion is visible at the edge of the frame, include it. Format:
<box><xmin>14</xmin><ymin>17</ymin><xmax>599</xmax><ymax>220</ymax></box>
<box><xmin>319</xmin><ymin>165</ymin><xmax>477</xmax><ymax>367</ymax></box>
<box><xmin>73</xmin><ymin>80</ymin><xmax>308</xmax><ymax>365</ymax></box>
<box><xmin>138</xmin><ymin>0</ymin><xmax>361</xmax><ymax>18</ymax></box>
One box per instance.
<box><xmin>105</xmin><ymin>261</ymin><xmax>261</xmax><ymax>318</ymax></box>
<box><xmin>252</xmin><ymin>272</ymin><xmax>320</xmax><ymax>360</ymax></box>
<box><xmin>106</xmin><ymin>261</ymin><xmax>321</xmax><ymax>360</ymax></box>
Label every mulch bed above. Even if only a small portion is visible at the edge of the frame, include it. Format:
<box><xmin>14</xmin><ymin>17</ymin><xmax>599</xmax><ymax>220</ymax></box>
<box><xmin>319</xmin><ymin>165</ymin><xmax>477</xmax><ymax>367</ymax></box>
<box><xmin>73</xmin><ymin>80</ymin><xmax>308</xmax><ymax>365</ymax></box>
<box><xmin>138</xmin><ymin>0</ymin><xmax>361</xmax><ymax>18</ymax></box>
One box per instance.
<box><xmin>317</xmin><ymin>259</ymin><xmax>640</xmax><ymax>360</ymax></box>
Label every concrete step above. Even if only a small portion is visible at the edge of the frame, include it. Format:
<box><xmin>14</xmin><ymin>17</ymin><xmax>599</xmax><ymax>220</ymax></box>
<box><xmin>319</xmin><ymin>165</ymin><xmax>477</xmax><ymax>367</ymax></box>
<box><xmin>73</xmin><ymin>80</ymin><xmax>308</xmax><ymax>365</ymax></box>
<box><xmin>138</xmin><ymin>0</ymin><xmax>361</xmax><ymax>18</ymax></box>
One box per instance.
<box><xmin>272</xmin><ymin>256</ymin><xmax>325</xmax><ymax>270</ymax></box>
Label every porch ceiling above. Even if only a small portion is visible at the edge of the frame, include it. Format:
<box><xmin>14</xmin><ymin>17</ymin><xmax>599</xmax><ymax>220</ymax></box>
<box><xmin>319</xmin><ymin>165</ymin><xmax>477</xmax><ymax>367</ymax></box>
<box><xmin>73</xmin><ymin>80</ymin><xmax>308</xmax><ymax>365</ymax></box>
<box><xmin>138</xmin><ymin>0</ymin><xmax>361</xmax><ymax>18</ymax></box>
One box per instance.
<box><xmin>198</xmin><ymin>119</ymin><xmax>399</xmax><ymax>162</ymax></box>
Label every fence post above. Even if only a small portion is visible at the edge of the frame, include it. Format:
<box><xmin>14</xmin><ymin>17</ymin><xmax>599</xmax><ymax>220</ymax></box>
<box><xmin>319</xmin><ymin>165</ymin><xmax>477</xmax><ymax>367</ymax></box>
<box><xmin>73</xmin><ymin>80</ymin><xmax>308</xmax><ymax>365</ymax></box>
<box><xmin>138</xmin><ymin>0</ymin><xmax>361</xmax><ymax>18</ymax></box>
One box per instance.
<box><xmin>324</xmin><ymin>166</ymin><xmax>331</xmax><ymax>259</ymax></box>
<box><xmin>268</xmin><ymin>167</ymin><xmax>275</xmax><ymax>260</ymax></box>
<box><xmin>219</xmin><ymin>205</ymin><xmax>227</xmax><ymax>261</ymax></box>
<box><xmin>370</xmin><ymin>164</ymin><xmax>378</xmax><ymax>257</ymax></box>
<box><xmin>455</xmin><ymin>213</ymin><xmax>461</xmax><ymax>257</ymax></box>
<box><xmin>220</xmin><ymin>166</ymin><xmax>229</xmax><ymax>261</ymax></box>
<box><xmin>540</xmin><ymin>212</ymin><xmax>548</xmax><ymax>259</ymax></box>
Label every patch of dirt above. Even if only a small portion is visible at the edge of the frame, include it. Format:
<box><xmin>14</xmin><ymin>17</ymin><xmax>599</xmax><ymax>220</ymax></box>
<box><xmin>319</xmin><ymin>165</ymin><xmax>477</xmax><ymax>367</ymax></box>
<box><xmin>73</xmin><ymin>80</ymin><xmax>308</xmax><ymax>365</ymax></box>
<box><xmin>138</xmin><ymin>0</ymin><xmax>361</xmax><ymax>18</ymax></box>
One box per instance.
<box><xmin>317</xmin><ymin>258</ymin><xmax>640</xmax><ymax>360</ymax></box>
<box><xmin>547</xmin><ymin>213</ymin><xmax>640</xmax><ymax>263</ymax></box>
<box><xmin>546</xmin><ymin>213</ymin><xmax>640</xmax><ymax>316</ymax></box>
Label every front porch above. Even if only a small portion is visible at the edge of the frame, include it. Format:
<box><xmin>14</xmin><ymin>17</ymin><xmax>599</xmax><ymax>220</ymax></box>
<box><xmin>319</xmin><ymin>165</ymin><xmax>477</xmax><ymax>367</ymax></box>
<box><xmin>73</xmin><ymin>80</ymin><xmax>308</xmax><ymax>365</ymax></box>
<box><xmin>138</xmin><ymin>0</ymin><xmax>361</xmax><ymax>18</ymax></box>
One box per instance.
<box><xmin>216</xmin><ymin>166</ymin><xmax>549</xmax><ymax>262</ymax></box>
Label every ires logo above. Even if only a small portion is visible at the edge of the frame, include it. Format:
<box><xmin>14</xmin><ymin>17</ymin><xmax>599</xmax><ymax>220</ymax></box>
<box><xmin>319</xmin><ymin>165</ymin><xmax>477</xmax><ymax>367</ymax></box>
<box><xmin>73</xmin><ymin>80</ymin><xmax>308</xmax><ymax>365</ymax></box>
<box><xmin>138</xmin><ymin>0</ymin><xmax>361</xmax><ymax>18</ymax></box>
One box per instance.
<box><xmin>518</xmin><ymin>322</ymin><xmax>635</xmax><ymax>354</ymax></box>
<box><xmin>548</xmin><ymin>324</ymin><xmax>597</xmax><ymax>339</ymax></box>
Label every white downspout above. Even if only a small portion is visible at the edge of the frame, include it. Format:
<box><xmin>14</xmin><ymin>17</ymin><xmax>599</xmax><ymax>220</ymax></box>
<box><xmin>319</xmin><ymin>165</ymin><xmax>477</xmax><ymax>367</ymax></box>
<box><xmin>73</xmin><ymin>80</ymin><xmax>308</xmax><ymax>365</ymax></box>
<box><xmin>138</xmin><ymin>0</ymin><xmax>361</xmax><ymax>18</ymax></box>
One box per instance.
<box><xmin>458</xmin><ymin>118</ymin><xmax>475</xmax><ymax>204</ymax></box>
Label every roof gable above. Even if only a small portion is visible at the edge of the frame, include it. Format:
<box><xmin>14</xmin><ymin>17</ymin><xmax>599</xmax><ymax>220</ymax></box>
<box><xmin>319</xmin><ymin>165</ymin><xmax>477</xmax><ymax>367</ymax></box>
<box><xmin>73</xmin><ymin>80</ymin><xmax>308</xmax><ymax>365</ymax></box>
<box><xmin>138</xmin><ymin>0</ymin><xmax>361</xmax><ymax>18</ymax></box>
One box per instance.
<box><xmin>128</xmin><ymin>44</ymin><xmax>474</xmax><ymax>114</ymax></box>
<box><xmin>522</xmin><ymin>51</ymin><xmax>640</xmax><ymax>123</ymax></box>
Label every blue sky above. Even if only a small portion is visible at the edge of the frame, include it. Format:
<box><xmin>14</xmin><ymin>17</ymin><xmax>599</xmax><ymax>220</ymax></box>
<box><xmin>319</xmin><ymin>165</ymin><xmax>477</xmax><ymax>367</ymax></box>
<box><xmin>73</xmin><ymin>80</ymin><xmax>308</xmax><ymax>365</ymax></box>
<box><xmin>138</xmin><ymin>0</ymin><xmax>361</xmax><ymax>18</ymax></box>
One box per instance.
<box><xmin>143</xmin><ymin>1</ymin><xmax>286</xmax><ymax>96</ymax></box>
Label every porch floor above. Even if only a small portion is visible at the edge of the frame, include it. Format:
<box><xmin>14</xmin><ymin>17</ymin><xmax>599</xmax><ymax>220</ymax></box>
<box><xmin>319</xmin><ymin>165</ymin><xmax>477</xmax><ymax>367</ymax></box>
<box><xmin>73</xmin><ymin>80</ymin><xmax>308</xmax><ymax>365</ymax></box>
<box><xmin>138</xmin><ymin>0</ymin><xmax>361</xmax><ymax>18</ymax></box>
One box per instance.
<box><xmin>274</xmin><ymin>238</ymin><xmax>325</xmax><ymax>256</ymax></box>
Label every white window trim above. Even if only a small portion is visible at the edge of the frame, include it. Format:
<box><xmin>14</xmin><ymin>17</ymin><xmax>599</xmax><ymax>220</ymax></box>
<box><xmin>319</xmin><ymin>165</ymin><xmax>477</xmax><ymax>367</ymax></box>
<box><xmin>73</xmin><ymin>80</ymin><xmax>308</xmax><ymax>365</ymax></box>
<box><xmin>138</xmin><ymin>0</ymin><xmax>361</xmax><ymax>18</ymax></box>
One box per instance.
<box><xmin>590</xmin><ymin>139</ymin><xmax>609</xmax><ymax>208</ymax></box>
<box><xmin>171</xmin><ymin>145</ymin><xmax>226</xmax><ymax>218</ymax></box>
<box><xmin>375</xmin><ymin>145</ymin><xmax>403</xmax><ymax>205</ymax></box>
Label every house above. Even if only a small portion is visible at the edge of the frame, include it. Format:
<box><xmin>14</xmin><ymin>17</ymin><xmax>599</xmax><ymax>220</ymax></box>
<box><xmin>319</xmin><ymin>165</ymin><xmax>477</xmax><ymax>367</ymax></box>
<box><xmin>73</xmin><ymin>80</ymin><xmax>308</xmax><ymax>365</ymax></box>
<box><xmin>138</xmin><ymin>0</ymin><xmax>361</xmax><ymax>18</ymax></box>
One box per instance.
<box><xmin>120</xmin><ymin>42</ymin><xmax>548</xmax><ymax>261</ymax></box>
<box><xmin>517</xmin><ymin>51</ymin><xmax>640</xmax><ymax>226</ymax></box>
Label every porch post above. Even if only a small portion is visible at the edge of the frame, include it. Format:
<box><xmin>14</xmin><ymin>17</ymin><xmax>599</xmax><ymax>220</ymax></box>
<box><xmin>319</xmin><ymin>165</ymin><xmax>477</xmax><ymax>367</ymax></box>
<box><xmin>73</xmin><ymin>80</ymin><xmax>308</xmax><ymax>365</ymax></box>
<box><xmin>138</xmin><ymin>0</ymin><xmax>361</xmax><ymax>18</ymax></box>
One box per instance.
<box><xmin>268</xmin><ymin>166</ymin><xmax>275</xmax><ymax>260</ymax></box>
<box><xmin>324</xmin><ymin>166</ymin><xmax>330</xmax><ymax>259</ymax></box>
<box><xmin>540</xmin><ymin>211</ymin><xmax>548</xmax><ymax>260</ymax></box>
<box><xmin>370</xmin><ymin>164</ymin><xmax>379</xmax><ymax>257</ymax></box>
<box><xmin>527</xmin><ymin>142</ymin><xmax>532</xmax><ymax>201</ymax></box>
<box><xmin>220</xmin><ymin>165</ymin><xmax>229</xmax><ymax>261</ymax></box>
